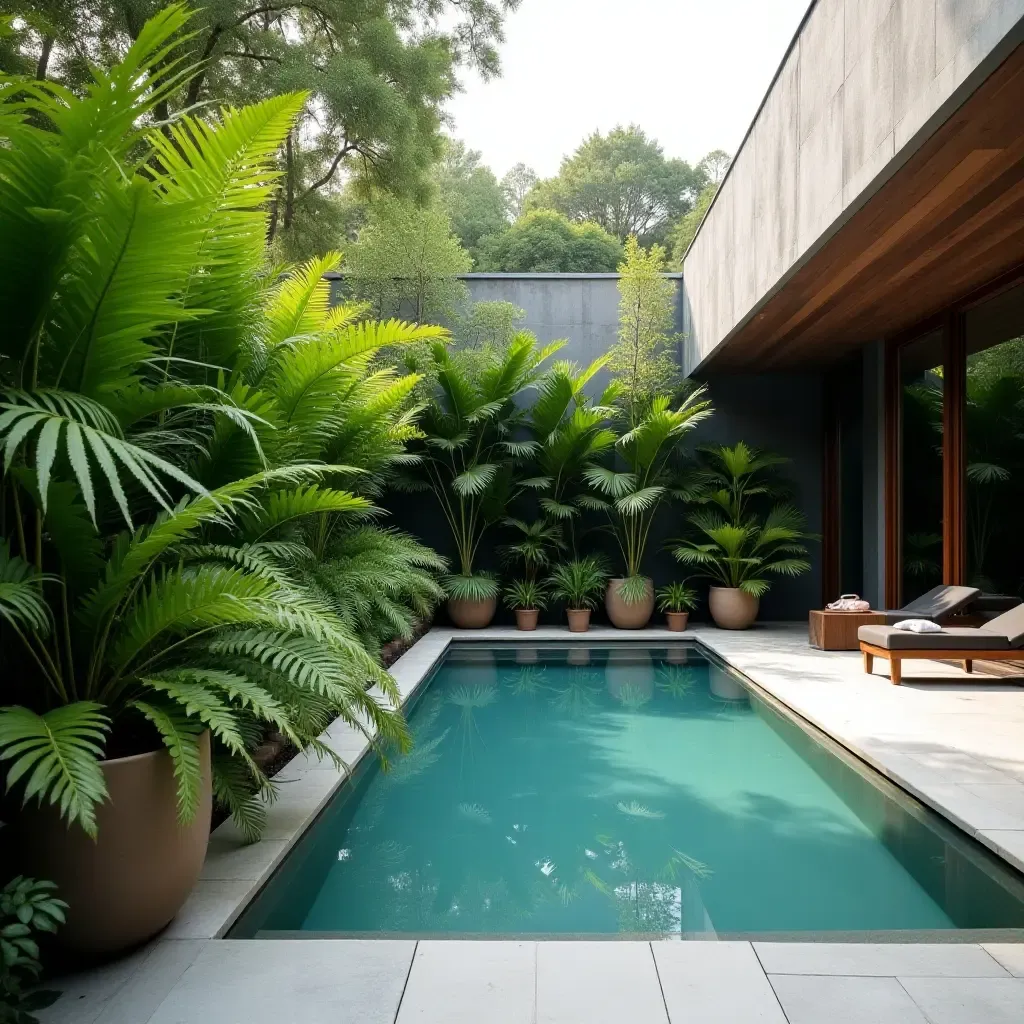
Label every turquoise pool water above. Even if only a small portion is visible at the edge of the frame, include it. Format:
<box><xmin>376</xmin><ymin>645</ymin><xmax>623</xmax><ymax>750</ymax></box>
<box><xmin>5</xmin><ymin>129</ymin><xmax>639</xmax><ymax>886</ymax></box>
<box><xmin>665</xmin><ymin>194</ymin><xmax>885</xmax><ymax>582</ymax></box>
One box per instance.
<box><xmin>232</xmin><ymin>643</ymin><xmax>1024</xmax><ymax>939</ymax></box>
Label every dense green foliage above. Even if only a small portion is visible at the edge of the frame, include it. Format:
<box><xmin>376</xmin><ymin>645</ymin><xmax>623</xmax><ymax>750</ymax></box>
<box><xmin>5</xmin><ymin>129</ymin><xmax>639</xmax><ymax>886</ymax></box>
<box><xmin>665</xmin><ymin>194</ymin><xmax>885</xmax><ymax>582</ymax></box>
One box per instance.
<box><xmin>656</xmin><ymin>581</ymin><xmax>698</xmax><ymax>613</ymax></box>
<box><xmin>673</xmin><ymin>443</ymin><xmax>813</xmax><ymax>597</ymax></box>
<box><xmin>1</xmin><ymin>0</ymin><xmax>521</xmax><ymax>260</ymax></box>
<box><xmin>404</xmin><ymin>333</ymin><xmax>563</xmax><ymax>594</ymax></box>
<box><xmin>524</xmin><ymin>126</ymin><xmax>705</xmax><ymax>246</ymax></box>
<box><xmin>434</xmin><ymin>139</ymin><xmax>508</xmax><ymax>266</ymax></box>
<box><xmin>610</xmin><ymin>237</ymin><xmax>680</xmax><ymax>425</ymax></box>
<box><xmin>0</xmin><ymin>7</ymin><xmax>447</xmax><ymax>842</ymax></box>
<box><xmin>0</xmin><ymin>876</ymin><xmax>65</xmax><ymax>1024</ymax></box>
<box><xmin>478</xmin><ymin>209</ymin><xmax>622</xmax><ymax>273</ymax></box>
<box><xmin>346</xmin><ymin>195</ymin><xmax>471</xmax><ymax>321</ymax></box>
<box><xmin>669</xmin><ymin>183</ymin><xmax>718</xmax><ymax>267</ymax></box>
<box><xmin>548</xmin><ymin>557</ymin><xmax>608</xmax><ymax>611</ymax></box>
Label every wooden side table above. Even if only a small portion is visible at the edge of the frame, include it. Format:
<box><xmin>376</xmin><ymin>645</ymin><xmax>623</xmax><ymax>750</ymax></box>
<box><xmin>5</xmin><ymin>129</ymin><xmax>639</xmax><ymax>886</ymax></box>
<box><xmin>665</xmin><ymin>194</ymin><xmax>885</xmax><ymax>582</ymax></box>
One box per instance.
<box><xmin>809</xmin><ymin>609</ymin><xmax>887</xmax><ymax>650</ymax></box>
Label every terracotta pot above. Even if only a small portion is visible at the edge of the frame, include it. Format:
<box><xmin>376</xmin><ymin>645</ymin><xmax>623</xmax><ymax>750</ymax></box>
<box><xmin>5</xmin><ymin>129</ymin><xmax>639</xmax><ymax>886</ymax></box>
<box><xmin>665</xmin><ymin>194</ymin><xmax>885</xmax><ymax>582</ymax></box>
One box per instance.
<box><xmin>566</xmin><ymin>608</ymin><xmax>591</xmax><ymax>632</ymax></box>
<box><xmin>18</xmin><ymin>732</ymin><xmax>212</xmax><ymax>955</ymax></box>
<box><xmin>515</xmin><ymin>647</ymin><xmax>540</xmax><ymax>665</ymax></box>
<box><xmin>448</xmin><ymin>595</ymin><xmax>497</xmax><ymax>628</ymax></box>
<box><xmin>665</xmin><ymin>611</ymin><xmax>690</xmax><ymax>632</ymax></box>
<box><xmin>567</xmin><ymin>647</ymin><xmax>591</xmax><ymax>665</ymax></box>
<box><xmin>605</xmin><ymin>578</ymin><xmax>654</xmax><ymax>629</ymax></box>
<box><xmin>515</xmin><ymin>608</ymin><xmax>539</xmax><ymax>631</ymax></box>
<box><xmin>709</xmin><ymin>586</ymin><xmax>759</xmax><ymax>630</ymax></box>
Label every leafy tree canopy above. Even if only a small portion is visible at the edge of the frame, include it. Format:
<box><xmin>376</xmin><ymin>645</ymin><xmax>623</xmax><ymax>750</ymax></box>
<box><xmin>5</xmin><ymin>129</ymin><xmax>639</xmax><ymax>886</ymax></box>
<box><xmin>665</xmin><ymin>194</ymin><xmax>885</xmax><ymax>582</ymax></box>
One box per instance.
<box><xmin>1</xmin><ymin>0</ymin><xmax>521</xmax><ymax>258</ymax></box>
<box><xmin>433</xmin><ymin>138</ymin><xmax>508</xmax><ymax>266</ymax></box>
<box><xmin>668</xmin><ymin>182</ymin><xmax>718</xmax><ymax>268</ymax></box>
<box><xmin>478</xmin><ymin>209</ymin><xmax>622</xmax><ymax>273</ymax></box>
<box><xmin>524</xmin><ymin>125</ymin><xmax>703</xmax><ymax>246</ymax></box>
<box><xmin>346</xmin><ymin>194</ymin><xmax>471</xmax><ymax>322</ymax></box>
<box><xmin>500</xmin><ymin>161</ymin><xmax>538</xmax><ymax>220</ymax></box>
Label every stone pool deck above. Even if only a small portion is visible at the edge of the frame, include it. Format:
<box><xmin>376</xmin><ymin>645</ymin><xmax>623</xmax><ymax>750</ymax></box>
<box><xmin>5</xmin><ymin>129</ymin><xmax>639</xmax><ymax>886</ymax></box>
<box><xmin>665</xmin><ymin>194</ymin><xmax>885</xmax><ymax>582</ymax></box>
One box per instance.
<box><xmin>40</xmin><ymin>623</ymin><xmax>1024</xmax><ymax>1024</ymax></box>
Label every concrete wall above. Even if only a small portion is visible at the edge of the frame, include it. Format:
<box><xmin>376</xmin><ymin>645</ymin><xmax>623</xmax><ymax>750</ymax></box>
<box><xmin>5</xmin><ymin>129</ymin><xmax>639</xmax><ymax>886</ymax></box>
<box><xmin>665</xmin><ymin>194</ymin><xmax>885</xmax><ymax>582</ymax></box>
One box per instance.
<box><xmin>460</xmin><ymin>273</ymin><xmax>684</xmax><ymax>396</ymax></box>
<box><xmin>682</xmin><ymin>0</ymin><xmax>1024</xmax><ymax>374</ymax></box>
<box><xmin>694</xmin><ymin>373</ymin><xmax>825</xmax><ymax>620</ymax></box>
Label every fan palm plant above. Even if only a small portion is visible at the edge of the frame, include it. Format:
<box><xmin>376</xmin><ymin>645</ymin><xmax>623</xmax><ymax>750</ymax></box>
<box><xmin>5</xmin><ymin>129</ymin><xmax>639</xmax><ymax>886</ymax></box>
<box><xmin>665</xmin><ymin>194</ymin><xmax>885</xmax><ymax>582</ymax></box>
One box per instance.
<box><xmin>408</xmin><ymin>332</ymin><xmax>563</xmax><ymax>605</ymax></box>
<box><xmin>0</xmin><ymin>7</ymin><xmax>432</xmax><ymax>840</ymax></box>
<box><xmin>672</xmin><ymin>442</ymin><xmax>813</xmax><ymax>599</ymax></box>
<box><xmin>524</xmin><ymin>358</ymin><xmax>620</xmax><ymax>556</ymax></box>
<box><xmin>584</xmin><ymin>391</ymin><xmax>712</xmax><ymax>603</ymax></box>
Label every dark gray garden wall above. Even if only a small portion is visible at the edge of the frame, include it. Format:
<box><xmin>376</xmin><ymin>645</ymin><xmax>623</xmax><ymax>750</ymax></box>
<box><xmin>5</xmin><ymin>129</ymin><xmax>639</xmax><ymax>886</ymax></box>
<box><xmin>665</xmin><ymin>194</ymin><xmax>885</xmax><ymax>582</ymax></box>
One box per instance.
<box><xmin>330</xmin><ymin>272</ymin><xmax>823</xmax><ymax>621</ymax></box>
<box><xmin>693</xmin><ymin>372</ymin><xmax>824</xmax><ymax>621</ymax></box>
<box><xmin>460</xmin><ymin>273</ymin><xmax>684</xmax><ymax>396</ymax></box>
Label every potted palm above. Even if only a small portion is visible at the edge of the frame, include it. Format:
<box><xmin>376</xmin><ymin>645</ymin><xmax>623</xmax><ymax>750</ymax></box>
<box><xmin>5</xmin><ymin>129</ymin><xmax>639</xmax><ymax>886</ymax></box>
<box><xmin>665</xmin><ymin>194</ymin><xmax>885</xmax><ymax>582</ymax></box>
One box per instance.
<box><xmin>504</xmin><ymin>580</ymin><xmax>548</xmax><ymax>631</ymax></box>
<box><xmin>672</xmin><ymin>443</ymin><xmax>813</xmax><ymax>629</ymax></box>
<box><xmin>410</xmin><ymin>335</ymin><xmax>562</xmax><ymax>628</ymax></box>
<box><xmin>548</xmin><ymin>558</ymin><xmax>608</xmax><ymax>632</ymax></box>
<box><xmin>657</xmin><ymin>581</ymin><xmax>698</xmax><ymax>631</ymax></box>
<box><xmin>585</xmin><ymin>392</ymin><xmax>712</xmax><ymax>628</ymax></box>
<box><xmin>0</xmin><ymin>19</ymin><xmax>417</xmax><ymax>953</ymax></box>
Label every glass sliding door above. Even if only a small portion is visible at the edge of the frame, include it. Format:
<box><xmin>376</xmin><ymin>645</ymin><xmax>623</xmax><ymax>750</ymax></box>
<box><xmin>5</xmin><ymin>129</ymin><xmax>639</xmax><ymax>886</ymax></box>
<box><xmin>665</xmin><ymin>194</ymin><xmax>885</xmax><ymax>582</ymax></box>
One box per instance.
<box><xmin>964</xmin><ymin>282</ymin><xmax>1024</xmax><ymax>599</ymax></box>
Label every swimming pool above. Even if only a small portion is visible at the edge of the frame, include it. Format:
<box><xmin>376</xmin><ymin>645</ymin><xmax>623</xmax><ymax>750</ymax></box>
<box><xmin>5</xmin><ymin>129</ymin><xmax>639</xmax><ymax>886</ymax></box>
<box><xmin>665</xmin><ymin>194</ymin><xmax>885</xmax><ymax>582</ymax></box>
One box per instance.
<box><xmin>231</xmin><ymin>642</ymin><xmax>1024</xmax><ymax>939</ymax></box>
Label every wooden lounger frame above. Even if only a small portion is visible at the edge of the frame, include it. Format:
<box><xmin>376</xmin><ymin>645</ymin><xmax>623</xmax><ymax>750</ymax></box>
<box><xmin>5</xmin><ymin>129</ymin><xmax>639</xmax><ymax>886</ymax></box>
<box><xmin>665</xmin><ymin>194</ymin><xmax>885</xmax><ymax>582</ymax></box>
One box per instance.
<box><xmin>859</xmin><ymin>641</ymin><xmax>1023</xmax><ymax>684</ymax></box>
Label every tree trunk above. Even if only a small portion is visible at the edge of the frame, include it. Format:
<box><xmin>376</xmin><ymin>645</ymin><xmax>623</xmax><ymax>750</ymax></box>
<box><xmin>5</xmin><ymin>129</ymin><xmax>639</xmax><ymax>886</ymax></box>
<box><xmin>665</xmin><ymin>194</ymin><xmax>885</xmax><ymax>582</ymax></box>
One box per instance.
<box><xmin>35</xmin><ymin>36</ymin><xmax>53</xmax><ymax>80</ymax></box>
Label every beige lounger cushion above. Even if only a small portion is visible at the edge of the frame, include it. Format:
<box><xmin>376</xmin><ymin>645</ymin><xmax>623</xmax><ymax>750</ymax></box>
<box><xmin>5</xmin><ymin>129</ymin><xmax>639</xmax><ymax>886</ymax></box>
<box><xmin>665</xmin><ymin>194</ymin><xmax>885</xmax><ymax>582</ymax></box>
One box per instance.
<box><xmin>858</xmin><ymin>625</ymin><xmax>1010</xmax><ymax>650</ymax></box>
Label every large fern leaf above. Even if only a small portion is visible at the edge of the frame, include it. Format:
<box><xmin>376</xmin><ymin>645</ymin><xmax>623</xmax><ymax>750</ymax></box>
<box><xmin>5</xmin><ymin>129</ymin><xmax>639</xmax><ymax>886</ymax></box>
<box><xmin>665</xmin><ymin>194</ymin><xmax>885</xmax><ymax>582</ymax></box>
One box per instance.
<box><xmin>0</xmin><ymin>704</ymin><xmax>110</xmax><ymax>837</ymax></box>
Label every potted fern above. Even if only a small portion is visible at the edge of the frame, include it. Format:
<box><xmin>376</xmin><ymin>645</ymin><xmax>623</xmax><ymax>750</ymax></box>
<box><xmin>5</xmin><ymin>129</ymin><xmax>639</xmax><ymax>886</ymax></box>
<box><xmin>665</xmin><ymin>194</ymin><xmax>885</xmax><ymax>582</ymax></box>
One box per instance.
<box><xmin>549</xmin><ymin>558</ymin><xmax>608</xmax><ymax>633</ymax></box>
<box><xmin>657</xmin><ymin>581</ymin><xmax>698</xmax><ymax>631</ymax></box>
<box><xmin>0</xmin><ymin>16</ymin><xmax>420</xmax><ymax>953</ymax></box>
<box><xmin>585</xmin><ymin>392</ymin><xmax>712</xmax><ymax>629</ymax></box>
<box><xmin>410</xmin><ymin>334</ymin><xmax>562</xmax><ymax>628</ymax></box>
<box><xmin>504</xmin><ymin>580</ymin><xmax>548</xmax><ymax>631</ymax></box>
<box><xmin>672</xmin><ymin>443</ymin><xmax>813</xmax><ymax>629</ymax></box>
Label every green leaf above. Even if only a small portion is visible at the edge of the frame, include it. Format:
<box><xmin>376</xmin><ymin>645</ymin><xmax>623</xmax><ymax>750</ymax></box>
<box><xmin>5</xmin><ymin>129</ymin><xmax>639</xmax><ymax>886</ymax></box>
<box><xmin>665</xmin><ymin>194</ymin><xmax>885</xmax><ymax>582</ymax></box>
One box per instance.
<box><xmin>0</xmin><ymin>704</ymin><xmax>110</xmax><ymax>837</ymax></box>
<box><xmin>130</xmin><ymin>700</ymin><xmax>205</xmax><ymax>824</ymax></box>
<box><xmin>452</xmin><ymin>463</ymin><xmax>498</xmax><ymax>497</ymax></box>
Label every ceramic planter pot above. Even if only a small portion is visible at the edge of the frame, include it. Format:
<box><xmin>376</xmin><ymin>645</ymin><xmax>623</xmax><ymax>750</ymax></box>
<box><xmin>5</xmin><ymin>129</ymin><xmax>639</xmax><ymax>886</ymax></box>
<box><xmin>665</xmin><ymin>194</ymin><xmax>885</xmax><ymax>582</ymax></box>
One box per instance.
<box><xmin>448</xmin><ymin>595</ymin><xmax>497</xmax><ymax>628</ymax></box>
<box><xmin>709</xmin><ymin>586</ymin><xmax>759</xmax><ymax>630</ymax></box>
<box><xmin>515</xmin><ymin>608</ymin><xmax>539</xmax><ymax>631</ymax></box>
<box><xmin>665</xmin><ymin>611</ymin><xmax>690</xmax><ymax>632</ymax></box>
<box><xmin>605</xmin><ymin>578</ymin><xmax>654</xmax><ymax>629</ymax></box>
<box><xmin>18</xmin><ymin>732</ymin><xmax>212</xmax><ymax>955</ymax></box>
<box><xmin>566</xmin><ymin>608</ymin><xmax>591</xmax><ymax>633</ymax></box>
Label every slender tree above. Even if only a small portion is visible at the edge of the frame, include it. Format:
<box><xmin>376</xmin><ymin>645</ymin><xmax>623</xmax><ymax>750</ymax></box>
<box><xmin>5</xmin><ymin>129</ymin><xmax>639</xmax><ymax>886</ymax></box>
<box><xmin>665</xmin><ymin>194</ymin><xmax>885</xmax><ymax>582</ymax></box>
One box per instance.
<box><xmin>609</xmin><ymin>237</ymin><xmax>680</xmax><ymax>426</ymax></box>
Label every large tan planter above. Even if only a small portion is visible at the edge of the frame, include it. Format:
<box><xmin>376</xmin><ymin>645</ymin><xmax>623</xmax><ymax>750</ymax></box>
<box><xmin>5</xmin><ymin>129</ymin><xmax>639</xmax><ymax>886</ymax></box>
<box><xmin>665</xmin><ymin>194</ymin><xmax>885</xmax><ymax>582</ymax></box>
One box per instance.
<box><xmin>515</xmin><ymin>608</ymin><xmax>539</xmax><ymax>631</ymax></box>
<box><xmin>709</xmin><ymin>587</ymin><xmax>759</xmax><ymax>630</ymax></box>
<box><xmin>566</xmin><ymin>608</ymin><xmax>591</xmax><ymax>632</ymax></box>
<box><xmin>19</xmin><ymin>732</ymin><xmax>212</xmax><ymax>955</ymax></box>
<box><xmin>605</xmin><ymin>578</ymin><xmax>654</xmax><ymax>629</ymax></box>
<box><xmin>448</xmin><ymin>595</ymin><xmax>497</xmax><ymax>628</ymax></box>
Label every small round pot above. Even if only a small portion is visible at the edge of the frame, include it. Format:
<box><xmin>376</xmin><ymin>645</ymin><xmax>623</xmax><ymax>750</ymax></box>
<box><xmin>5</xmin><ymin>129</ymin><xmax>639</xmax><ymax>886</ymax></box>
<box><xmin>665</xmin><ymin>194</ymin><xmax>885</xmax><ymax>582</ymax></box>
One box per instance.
<box><xmin>566</xmin><ymin>608</ymin><xmax>591</xmax><ymax>633</ymax></box>
<box><xmin>665</xmin><ymin>610</ymin><xmax>690</xmax><ymax>632</ymax></box>
<box><xmin>709</xmin><ymin>586</ymin><xmax>760</xmax><ymax>630</ymax></box>
<box><xmin>605</xmin><ymin>578</ymin><xmax>654</xmax><ymax>629</ymax></box>
<box><xmin>515</xmin><ymin>608</ymin><xmax>539</xmax><ymax>631</ymax></box>
<box><xmin>448</xmin><ymin>595</ymin><xmax>497</xmax><ymax>629</ymax></box>
<box><xmin>18</xmin><ymin>732</ymin><xmax>212</xmax><ymax>955</ymax></box>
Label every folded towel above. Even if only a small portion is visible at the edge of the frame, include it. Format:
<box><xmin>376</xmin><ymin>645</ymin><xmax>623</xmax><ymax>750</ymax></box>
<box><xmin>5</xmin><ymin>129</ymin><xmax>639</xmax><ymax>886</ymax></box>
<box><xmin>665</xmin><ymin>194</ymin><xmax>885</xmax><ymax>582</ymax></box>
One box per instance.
<box><xmin>893</xmin><ymin>619</ymin><xmax>942</xmax><ymax>633</ymax></box>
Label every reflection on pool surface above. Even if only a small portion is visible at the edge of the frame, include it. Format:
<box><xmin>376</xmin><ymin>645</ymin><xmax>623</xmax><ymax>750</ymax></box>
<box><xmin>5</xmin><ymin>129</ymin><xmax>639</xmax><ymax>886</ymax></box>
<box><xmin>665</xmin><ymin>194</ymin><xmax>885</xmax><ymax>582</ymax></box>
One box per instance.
<box><xmin>231</xmin><ymin>643</ymin><xmax>1024</xmax><ymax>938</ymax></box>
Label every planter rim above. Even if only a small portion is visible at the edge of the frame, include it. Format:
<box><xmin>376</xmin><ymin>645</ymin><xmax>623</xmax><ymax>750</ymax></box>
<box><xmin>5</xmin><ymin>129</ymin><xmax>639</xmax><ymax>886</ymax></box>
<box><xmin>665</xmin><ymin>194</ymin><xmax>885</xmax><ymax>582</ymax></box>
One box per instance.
<box><xmin>98</xmin><ymin>728</ymin><xmax>210</xmax><ymax>769</ymax></box>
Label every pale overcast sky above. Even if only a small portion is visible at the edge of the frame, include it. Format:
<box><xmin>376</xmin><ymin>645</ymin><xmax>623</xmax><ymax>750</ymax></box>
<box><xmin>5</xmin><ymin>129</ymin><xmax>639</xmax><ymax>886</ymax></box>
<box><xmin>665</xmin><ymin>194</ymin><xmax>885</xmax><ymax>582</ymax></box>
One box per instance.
<box><xmin>445</xmin><ymin>0</ymin><xmax>810</xmax><ymax>178</ymax></box>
